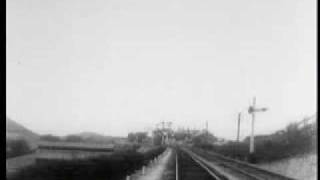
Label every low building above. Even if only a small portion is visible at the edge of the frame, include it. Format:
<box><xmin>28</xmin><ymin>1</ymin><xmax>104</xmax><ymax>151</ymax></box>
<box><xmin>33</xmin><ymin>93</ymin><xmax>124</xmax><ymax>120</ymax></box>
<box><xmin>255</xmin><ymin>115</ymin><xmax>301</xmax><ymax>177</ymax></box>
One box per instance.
<box><xmin>36</xmin><ymin>141</ymin><xmax>114</xmax><ymax>161</ymax></box>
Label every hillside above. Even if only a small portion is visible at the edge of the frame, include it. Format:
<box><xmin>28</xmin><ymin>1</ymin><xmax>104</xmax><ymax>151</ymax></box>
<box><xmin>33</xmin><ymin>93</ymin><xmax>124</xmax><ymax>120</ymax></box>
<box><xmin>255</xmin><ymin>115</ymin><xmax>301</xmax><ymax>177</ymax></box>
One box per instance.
<box><xmin>6</xmin><ymin>117</ymin><xmax>39</xmax><ymax>149</ymax></box>
<box><xmin>76</xmin><ymin>132</ymin><xmax>115</xmax><ymax>140</ymax></box>
<box><xmin>65</xmin><ymin>132</ymin><xmax>127</xmax><ymax>144</ymax></box>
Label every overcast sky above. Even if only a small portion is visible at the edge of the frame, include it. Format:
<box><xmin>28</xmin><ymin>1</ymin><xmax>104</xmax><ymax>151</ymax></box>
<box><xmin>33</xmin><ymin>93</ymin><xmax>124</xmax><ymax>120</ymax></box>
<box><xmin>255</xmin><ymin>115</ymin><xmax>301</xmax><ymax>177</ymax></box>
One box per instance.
<box><xmin>7</xmin><ymin>0</ymin><xmax>316</xmax><ymax>140</ymax></box>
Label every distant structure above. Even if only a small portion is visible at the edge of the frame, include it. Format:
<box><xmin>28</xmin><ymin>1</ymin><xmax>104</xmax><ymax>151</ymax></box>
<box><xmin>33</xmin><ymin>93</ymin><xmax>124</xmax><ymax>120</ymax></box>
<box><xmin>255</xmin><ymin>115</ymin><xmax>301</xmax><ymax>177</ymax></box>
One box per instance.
<box><xmin>155</xmin><ymin>121</ymin><xmax>173</xmax><ymax>145</ymax></box>
<box><xmin>36</xmin><ymin>141</ymin><xmax>114</xmax><ymax>161</ymax></box>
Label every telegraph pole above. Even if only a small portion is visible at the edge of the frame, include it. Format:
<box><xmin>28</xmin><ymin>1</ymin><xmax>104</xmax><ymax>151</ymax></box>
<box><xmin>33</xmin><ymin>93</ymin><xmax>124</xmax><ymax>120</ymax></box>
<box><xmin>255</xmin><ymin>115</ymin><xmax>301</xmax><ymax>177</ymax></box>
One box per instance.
<box><xmin>161</xmin><ymin>121</ymin><xmax>165</xmax><ymax>130</ymax></box>
<box><xmin>237</xmin><ymin>113</ymin><xmax>241</xmax><ymax>142</ymax></box>
<box><xmin>206</xmin><ymin>120</ymin><xmax>209</xmax><ymax>143</ymax></box>
<box><xmin>249</xmin><ymin>97</ymin><xmax>256</xmax><ymax>154</ymax></box>
<box><xmin>159</xmin><ymin>121</ymin><xmax>166</xmax><ymax>145</ymax></box>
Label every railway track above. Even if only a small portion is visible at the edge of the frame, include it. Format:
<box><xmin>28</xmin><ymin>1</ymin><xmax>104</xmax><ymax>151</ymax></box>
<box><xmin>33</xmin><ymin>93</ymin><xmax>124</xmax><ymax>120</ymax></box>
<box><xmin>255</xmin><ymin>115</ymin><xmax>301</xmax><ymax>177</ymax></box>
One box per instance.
<box><xmin>187</xmin><ymin>148</ymin><xmax>297</xmax><ymax>180</ymax></box>
<box><xmin>176</xmin><ymin>148</ymin><xmax>228</xmax><ymax>180</ymax></box>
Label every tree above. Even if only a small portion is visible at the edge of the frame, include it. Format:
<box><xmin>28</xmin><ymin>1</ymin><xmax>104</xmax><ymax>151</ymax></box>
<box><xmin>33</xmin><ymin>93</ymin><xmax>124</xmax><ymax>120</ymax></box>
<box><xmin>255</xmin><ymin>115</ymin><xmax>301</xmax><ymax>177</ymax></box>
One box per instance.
<box><xmin>127</xmin><ymin>132</ymin><xmax>148</xmax><ymax>143</ymax></box>
<box><xmin>152</xmin><ymin>130</ymin><xmax>163</xmax><ymax>145</ymax></box>
<box><xmin>6</xmin><ymin>139</ymin><xmax>31</xmax><ymax>158</ymax></box>
<box><xmin>64</xmin><ymin>135</ymin><xmax>84</xmax><ymax>142</ymax></box>
<box><xmin>40</xmin><ymin>134</ymin><xmax>61</xmax><ymax>142</ymax></box>
<box><xmin>128</xmin><ymin>132</ymin><xmax>136</xmax><ymax>142</ymax></box>
<box><xmin>174</xmin><ymin>131</ymin><xmax>189</xmax><ymax>141</ymax></box>
<box><xmin>191</xmin><ymin>131</ymin><xmax>217</xmax><ymax>148</ymax></box>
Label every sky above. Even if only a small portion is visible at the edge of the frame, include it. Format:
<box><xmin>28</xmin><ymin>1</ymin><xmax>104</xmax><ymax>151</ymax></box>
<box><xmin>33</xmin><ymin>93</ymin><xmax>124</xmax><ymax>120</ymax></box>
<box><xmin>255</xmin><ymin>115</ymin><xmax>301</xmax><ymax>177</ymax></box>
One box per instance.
<box><xmin>6</xmin><ymin>0</ymin><xmax>317</xmax><ymax>140</ymax></box>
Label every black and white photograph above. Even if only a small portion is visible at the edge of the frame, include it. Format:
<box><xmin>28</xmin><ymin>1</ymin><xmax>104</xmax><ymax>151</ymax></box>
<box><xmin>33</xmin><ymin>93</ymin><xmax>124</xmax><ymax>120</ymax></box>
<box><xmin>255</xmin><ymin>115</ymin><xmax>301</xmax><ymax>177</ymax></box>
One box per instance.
<box><xmin>6</xmin><ymin>0</ymin><xmax>317</xmax><ymax>180</ymax></box>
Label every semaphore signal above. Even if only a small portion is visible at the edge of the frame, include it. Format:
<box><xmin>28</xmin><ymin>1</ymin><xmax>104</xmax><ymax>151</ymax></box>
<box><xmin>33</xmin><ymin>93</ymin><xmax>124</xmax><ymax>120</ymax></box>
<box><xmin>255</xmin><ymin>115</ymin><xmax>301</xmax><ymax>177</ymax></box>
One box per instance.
<box><xmin>248</xmin><ymin>97</ymin><xmax>268</xmax><ymax>154</ymax></box>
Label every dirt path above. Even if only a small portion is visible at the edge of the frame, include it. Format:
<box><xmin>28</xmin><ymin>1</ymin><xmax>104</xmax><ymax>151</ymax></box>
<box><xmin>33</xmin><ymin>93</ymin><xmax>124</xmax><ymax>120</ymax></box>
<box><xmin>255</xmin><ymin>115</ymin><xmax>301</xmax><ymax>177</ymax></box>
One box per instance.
<box><xmin>135</xmin><ymin>148</ymin><xmax>173</xmax><ymax>180</ymax></box>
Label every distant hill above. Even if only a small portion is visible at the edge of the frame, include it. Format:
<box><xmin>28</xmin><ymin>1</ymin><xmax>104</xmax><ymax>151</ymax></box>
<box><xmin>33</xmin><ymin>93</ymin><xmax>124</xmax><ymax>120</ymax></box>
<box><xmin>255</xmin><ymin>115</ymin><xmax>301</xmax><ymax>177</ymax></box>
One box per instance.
<box><xmin>6</xmin><ymin>117</ymin><xmax>39</xmax><ymax>149</ymax></box>
<box><xmin>6</xmin><ymin>117</ymin><xmax>128</xmax><ymax>147</ymax></box>
<box><xmin>68</xmin><ymin>132</ymin><xmax>127</xmax><ymax>144</ymax></box>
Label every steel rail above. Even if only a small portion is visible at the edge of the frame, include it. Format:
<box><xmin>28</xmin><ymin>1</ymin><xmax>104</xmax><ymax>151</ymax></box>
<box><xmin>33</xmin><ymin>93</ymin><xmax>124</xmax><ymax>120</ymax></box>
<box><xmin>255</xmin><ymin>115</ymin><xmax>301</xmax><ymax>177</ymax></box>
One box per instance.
<box><xmin>193</xmin><ymin>148</ymin><xmax>297</xmax><ymax>180</ymax></box>
<box><xmin>187</xmin><ymin>152</ymin><xmax>226</xmax><ymax>180</ymax></box>
<box><xmin>176</xmin><ymin>151</ymin><xmax>179</xmax><ymax>180</ymax></box>
<box><xmin>179</xmin><ymin>148</ymin><xmax>228</xmax><ymax>180</ymax></box>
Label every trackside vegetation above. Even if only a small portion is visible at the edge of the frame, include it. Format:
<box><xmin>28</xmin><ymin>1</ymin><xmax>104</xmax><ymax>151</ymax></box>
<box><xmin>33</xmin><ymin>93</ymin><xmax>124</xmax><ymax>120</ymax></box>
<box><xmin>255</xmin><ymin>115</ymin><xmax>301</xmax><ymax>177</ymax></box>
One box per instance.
<box><xmin>8</xmin><ymin>146</ymin><xmax>166</xmax><ymax>180</ymax></box>
<box><xmin>194</xmin><ymin>119</ymin><xmax>317</xmax><ymax>163</ymax></box>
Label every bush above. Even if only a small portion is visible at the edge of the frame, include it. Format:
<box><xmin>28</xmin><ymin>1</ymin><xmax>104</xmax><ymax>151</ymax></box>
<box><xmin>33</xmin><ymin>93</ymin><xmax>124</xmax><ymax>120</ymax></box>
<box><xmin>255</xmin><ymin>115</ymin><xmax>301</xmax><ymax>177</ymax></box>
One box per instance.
<box><xmin>64</xmin><ymin>135</ymin><xmax>84</xmax><ymax>142</ymax></box>
<box><xmin>40</xmin><ymin>135</ymin><xmax>62</xmax><ymax>142</ymax></box>
<box><xmin>6</xmin><ymin>139</ymin><xmax>32</xmax><ymax>159</ymax></box>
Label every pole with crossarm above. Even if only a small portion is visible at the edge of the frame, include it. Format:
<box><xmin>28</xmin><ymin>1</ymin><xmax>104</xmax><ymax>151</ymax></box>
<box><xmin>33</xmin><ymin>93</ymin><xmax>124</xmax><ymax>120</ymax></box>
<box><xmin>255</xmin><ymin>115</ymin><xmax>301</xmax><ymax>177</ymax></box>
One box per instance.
<box><xmin>248</xmin><ymin>97</ymin><xmax>268</xmax><ymax>154</ymax></box>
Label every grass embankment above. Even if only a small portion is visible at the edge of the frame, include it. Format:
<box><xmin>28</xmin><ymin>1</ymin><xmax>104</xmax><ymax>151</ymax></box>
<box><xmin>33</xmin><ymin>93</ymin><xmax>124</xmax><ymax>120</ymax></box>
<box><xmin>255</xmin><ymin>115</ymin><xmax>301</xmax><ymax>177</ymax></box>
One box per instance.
<box><xmin>258</xmin><ymin>153</ymin><xmax>317</xmax><ymax>180</ymax></box>
<box><xmin>8</xmin><ymin>146</ymin><xmax>166</xmax><ymax>180</ymax></box>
